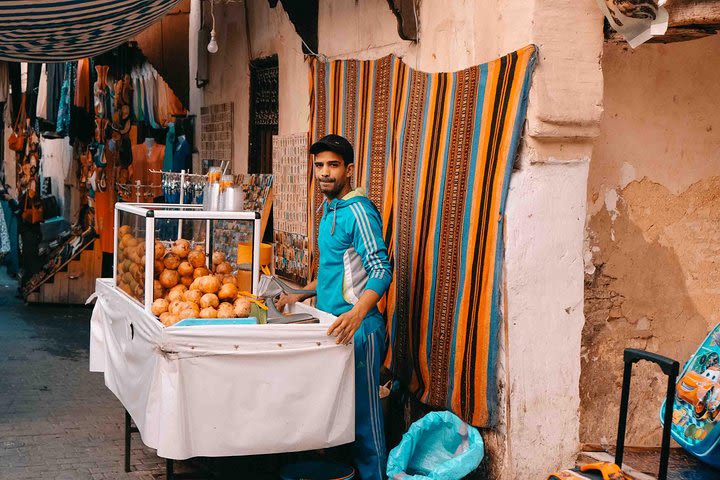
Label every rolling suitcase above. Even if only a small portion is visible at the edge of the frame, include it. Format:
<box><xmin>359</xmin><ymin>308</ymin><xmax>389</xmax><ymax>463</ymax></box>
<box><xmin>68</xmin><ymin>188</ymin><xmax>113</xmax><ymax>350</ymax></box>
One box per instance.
<box><xmin>661</xmin><ymin>322</ymin><xmax>720</xmax><ymax>468</ymax></box>
<box><xmin>549</xmin><ymin>348</ymin><xmax>679</xmax><ymax>480</ymax></box>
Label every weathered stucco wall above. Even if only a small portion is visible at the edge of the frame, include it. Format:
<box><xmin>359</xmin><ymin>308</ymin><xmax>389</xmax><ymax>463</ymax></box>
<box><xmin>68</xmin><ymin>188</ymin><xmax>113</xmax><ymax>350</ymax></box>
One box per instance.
<box><xmin>246</xmin><ymin>0</ymin><xmax>308</xmax><ymax>137</ymax></box>
<box><xmin>200</xmin><ymin>1</ymin><xmax>251</xmax><ymax>173</ymax></box>
<box><xmin>191</xmin><ymin>1</ymin><xmax>604</xmax><ymax>477</ymax></box>
<box><xmin>584</xmin><ymin>35</ymin><xmax>720</xmax><ymax>447</ymax></box>
<box><xmin>198</xmin><ymin>0</ymin><xmax>310</xmax><ymax>173</ymax></box>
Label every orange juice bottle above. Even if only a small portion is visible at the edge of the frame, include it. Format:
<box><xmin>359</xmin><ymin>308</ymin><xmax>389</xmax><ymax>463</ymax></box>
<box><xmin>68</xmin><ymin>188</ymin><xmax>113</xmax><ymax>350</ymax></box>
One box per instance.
<box><xmin>207</xmin><ymin>166</ymin><xmax>221</xmax><ymax>184</ymax></box>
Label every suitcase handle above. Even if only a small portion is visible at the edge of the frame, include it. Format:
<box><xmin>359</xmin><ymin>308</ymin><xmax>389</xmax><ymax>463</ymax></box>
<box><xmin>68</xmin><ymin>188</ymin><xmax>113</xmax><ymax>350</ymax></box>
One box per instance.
<box><xmin>616</xmin><ymin>348</ymin><xmax>679</xmax><ymax>480</ymax></box>
<box><xmin>623</xmin><ymin>348</ymin><xmax>679</xmax><ymax>377</ymax></box>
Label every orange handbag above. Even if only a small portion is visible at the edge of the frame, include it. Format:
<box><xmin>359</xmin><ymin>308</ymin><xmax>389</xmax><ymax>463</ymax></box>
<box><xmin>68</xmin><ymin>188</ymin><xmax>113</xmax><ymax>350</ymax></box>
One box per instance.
<box><xmin>21</xmin><ymin>194</ymin><xmax>43</xmax><ymax>224</ymax></box>
<box><xmin>7</xmin><ymin>95</ymin><xmax>27</xmax><ymax>152</ymax></box>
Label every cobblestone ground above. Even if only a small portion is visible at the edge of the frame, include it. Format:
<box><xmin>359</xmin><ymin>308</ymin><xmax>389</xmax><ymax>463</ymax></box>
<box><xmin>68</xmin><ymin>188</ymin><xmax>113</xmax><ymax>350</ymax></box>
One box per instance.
<box><xmin>0</xmin><ymin>270</ymin><xmax>290</xmax><ymax>480</ymax></box>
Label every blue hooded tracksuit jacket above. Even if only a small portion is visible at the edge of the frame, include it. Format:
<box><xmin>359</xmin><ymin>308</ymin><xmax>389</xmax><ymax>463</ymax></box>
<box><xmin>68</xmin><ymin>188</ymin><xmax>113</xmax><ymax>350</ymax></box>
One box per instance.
<box><xmin>316</xmin><ymin>188</ymin><xmax>392</xmax><ymax>480</ymax></box>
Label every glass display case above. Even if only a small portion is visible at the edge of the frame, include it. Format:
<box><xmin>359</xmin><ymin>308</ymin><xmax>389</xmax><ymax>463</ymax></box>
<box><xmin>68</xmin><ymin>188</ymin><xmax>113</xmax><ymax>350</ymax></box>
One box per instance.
<box><xmin>114</xmin><ymin>203</ymin><xmax>261</xmax><ymax>312</ymax></box>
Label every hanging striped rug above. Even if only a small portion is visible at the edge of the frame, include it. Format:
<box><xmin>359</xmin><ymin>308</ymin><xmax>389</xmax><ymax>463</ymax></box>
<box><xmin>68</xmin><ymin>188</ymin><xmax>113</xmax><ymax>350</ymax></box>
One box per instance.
<box><xmin>0</xmin><ymin>0</ymin><xmax>182</xmax><ymax>62</ymax></box>
<box><xmin>309</xmin><ymin>45</ymin><xmax>537</xmax><ymax>427</ymax></box>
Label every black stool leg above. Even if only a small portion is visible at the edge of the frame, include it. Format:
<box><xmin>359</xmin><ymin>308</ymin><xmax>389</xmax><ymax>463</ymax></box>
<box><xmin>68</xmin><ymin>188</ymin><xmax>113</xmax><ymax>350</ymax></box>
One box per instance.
<box><xmin>167</xmin><ymin>458</ymin><xmax>174</xmax><ymax>480</ymax></box>
<box><xmin>124</xmin><ymin>410</ymin><xmax>132</xmax><ymax>472</ymax></box>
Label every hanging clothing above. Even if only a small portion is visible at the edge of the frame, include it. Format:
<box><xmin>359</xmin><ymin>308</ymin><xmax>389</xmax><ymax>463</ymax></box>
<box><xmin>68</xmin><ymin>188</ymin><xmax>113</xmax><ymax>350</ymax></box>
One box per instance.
<box><xmin>173</xmin><ymin>135</ymin><xmax>191</xmax><ymax>172</ymax></box>
<box><xmin>156</xmin><ymin>73</ymin><xmax>169</xmax><ymax>127</ymax></box>
<box><xmin>95</xmin><ymin>138</ymin><xmax>116</xmax><ymax>253</ymax></box>
<box><xmin>166</xmin><ymin>82</ymin><xmax>186</xmax><ymax>117</ymax></box>
<box><xmin>40</xmin><ymin>136</ymin><xmax>73</xmax><ymax>215</ymax></box>
<box><xmin>308</xmin><ymin>48</ymin><xmax>539</xmax><ymax>427</ymax></box>
<box><xmin>93</xmin><ymin>64</ymin><xmax>111</xmax><ymax>120</ymax></box>
<box><xmin>131</xmin><ymin>68</ymin><xmax>143</xmax><ymax>123</ymax></box>
<box><xmin>94</xmin><ymin>189</ymin><xmax>114</xmax><ymax>253</ymax></box>
<box><xmin>0</xmin><ymin>199</ymin><xmax>10</xmax><ymax>257</ymax></box>
<box><xmin>163</xmin><ymin>123</ymin><xmax>175</xmax><ymax>172</ymax></box>
<box><xmin>25</xmin><ymin>63</ymin><xmax>42</xmax><ymax>122</ymax></box>
<box><xmin>0</xmin><ymin>61</ymin><xmax>9</xmax><ymax>104</ymax></box>
<box><xmin>140</xmin><ymin>74</ymin><xmax>149</xmax><ymax>125</ymax></box>
<box><xmin>56</xmin><ymin>62</ymin><xmax>72</xmax><ymax>135</ymax></box>
<box><xmin>36</xmin><ymin>64</ymin><xmax>47</xmax><ymax>120</ymax></box>
<box><xmin>0</xmin><ymin>60</ymin><xmax>9</xmax><ymax>128</ymax></box>
<box><xmin>3</xmin><ymin>93</ymin><xmax>12</xmax><ymax>127</ymax></box>
<box><xmin>70</xmin><ymin>58</ymin><xmax>94</xmax><ymax>144</ymax></box>
<box><xmin>46</xmin><ymin>63</ymin><xmax>65</xmax><ymax>125</ymax></box>
<box><xmin>142</xmin><ymin>64</ymin><xmax>159</xmax><ymax>128</ymax></box>
<box><xmin>3</xmin><ymin>135</ymin><xmax>16</xmax><ymax>190</ymax></box>
<box><xmin>8</xmin><ymin>62</ymin><xmax>20</xmax><ymax>121</ymax></box>
<box><xmin>65</xmin><ymin>141</ymin><xmax>81</xmax><ymax>223</ymax></box>
<box><xmin>74</xmin><ymin>58</ymin><xmax>91</xmax><ymax>111</ymax></box>
<box><xmin>1</xmin><ymin>199</ymin><xmax>19</xmax><ymax>276</ymax></box>
<box><xmin>131</xmin><ymin>142</ymin><xmax>165</xmax><ymax>186</ymax></box>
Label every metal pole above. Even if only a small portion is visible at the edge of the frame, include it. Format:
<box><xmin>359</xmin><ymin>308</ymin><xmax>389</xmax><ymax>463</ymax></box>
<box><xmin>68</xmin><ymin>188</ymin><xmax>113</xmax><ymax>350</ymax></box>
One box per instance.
<box><xmin>252</xmin><ymin>217</ymin><xmax>261</xmax><ymax>295</ymax></box>
<box><xmin>166</xmin><ymin>458</ymin><xmax>174</xmax><ymax>480</ymax></box>
<box><xmin>124</xmin><ymin>410</ymin><xmax>131</xmax><ymax>472</ymax></box>
<box><xmin>614</xmin><ymin>359</ymin><xmax>633</xmax><ymax>469</ymax></box>
<box><xmin>659</xmin><ymin>373</ymin><xmax>676</xmax><ymax>480</ymax></box>
<box><xmin>144</xmin><ymin>216</ymin><xmax>155</xmax><ymax>311</ymax></box>
<box><xmin>113</xmin><ymin>205</ymin><xmax>119</xmax><ymax>284</ymax></box>
<box><xmin>177</xmin><ymin>170</ymin><xmax>185</xmax><ymax>240</ymax></box>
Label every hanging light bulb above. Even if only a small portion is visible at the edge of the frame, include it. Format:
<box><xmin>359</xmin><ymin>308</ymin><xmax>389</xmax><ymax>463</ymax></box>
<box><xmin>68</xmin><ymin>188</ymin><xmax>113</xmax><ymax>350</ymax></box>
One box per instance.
<box><xmin>207</xmin><ymin>0</ymin><xmax>219</xmax><ymax>53</ymax></box>
<box><xmin>207</xmin><ymin>30</ymin><xmax>218</xmax><ymax>54</ymax></box>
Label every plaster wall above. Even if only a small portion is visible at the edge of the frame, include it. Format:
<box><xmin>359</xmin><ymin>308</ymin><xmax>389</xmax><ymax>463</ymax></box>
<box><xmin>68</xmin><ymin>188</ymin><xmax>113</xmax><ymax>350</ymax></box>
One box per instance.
<box><xmin>584</xmin><ymin>35</ymin><xmax>720</xmax><ymax>447</ymax></box>
<box><xmin>199</xmin><ymin>1</ymin><xmax>251</xmax><ymax>173</ymax></box>
<box><xmin>246</xmin><ymin>0</ymin><xmax>308</xmax><ymax>137</ymax></box>
<box><xmin>505</xmin><ymin>159</ymin><xmax>590</xmax><ymax>476</ymax></box>
<box><xmin>189</xmin><ymin>0</ymin><xmax>202</xmax><ymax>173</ymax></box>
<box><xmin>197</xmin><ymin>0</ymin><xmax>311</xmax><ymax>173</ymax></box>
<box><xmin>191</xmin><ymin>0</ymin><xmax>604</xmax><ymax>477</ymax></box>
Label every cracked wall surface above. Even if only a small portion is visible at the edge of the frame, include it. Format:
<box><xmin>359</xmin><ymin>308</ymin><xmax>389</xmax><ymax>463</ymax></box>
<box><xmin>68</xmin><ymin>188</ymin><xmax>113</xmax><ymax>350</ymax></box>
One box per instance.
<box><xmin>584</xmin><ymin>35</ymin><xmax>720</xmax><ymax>446</ymax></box>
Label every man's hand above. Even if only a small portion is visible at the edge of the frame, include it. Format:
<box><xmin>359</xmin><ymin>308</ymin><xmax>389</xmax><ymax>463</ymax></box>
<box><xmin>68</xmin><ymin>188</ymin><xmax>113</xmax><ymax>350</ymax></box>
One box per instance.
<box><xmin>275</xmin><ymin>293</ymin><xmax>302</xmax><ymax>312</ymax></box>
<box><xmin>327</xmin><ymin>308</ymin><xmax>363</xmax><ymax>345</ymax></box>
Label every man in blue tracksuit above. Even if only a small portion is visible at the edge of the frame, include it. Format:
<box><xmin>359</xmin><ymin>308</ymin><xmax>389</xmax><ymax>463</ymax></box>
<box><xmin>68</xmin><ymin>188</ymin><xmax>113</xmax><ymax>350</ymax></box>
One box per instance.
<box><xmin>277</xmin><ymin>134</ymin><xmax>392</xmax><ymax>479</ymax></box>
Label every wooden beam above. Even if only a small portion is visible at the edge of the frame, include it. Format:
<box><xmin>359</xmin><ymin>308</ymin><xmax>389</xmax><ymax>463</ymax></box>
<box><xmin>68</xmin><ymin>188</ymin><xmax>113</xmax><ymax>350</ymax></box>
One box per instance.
<box><xmin>665</xmin><ymin>0</ymin><xmax>720</xmax><ymax>27</ymax></box>
<box><xmin>606</xmin><ymin>0</ymin><xmax>720</xmax><ymax>43</ymax></box>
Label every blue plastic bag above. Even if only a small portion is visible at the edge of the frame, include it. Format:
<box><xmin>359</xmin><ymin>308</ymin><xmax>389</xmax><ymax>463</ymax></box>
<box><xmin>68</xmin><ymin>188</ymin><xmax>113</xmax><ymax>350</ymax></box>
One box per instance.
<box><xmin>386</xmin><ymin>411</ymin><xmax>484</xmax><ymax>480</ymax></box>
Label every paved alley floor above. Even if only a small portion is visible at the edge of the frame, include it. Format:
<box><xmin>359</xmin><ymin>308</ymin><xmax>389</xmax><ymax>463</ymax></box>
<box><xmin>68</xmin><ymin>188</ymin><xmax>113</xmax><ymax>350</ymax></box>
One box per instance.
<box><xmin>0</xmin><ymin>270</ymin><xmax>289</xmax><ymax>480</ymax></box>
<box><xmin>0</xmin><ymin>267</ymin><xmax>718</xmax><ymax>479</ymax></box>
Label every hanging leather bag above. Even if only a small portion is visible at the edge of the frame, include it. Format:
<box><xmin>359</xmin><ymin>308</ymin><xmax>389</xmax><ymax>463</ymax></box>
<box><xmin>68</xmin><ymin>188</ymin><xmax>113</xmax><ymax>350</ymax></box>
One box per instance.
<box><xmin>21</xmin><ymin>194</ymin><xmax>44</xmax><ymax>224</ymax></box>
<box><xmin>7</xmin><ymin>95</ymin><xmax>27</xmax><ymax>152</ymax></box>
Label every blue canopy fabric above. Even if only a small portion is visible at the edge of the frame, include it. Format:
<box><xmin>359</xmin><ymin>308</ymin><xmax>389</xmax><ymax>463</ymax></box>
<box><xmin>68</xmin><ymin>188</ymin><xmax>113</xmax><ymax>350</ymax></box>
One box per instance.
<box><xmin>0</xmin><ymin>0</ymin><xmax>182</xmax><ymax>62</ymax></box>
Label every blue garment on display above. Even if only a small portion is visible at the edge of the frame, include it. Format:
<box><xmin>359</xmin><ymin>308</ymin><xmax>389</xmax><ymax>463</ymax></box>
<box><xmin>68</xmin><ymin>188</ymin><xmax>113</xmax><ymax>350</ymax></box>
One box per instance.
<box><xmin>173</xmin><ymin>136</ymin><xmax>191</xmax><ymax>172</ymax></box>
<box><xmin>2</xmin><ymin>201</ymin><xmax>19</xmax><ymax>276</ymax></box>
<box><xmin>56</xmin><ymin>62</ymin><xmax>72</xmax><ymax>135</ymax></box>
<box><xmin>163</xmin><ymin>123</ymin><xmax>175</xmax><ymax>172</ymax></box>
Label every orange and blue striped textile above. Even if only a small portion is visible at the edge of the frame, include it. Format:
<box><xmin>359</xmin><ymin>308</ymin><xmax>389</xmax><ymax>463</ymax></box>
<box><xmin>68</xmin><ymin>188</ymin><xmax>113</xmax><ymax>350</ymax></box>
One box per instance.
<box><xmin>309</xmin><ymin>46</ymin><xmax>537</xmax><ymax>427</ymax></box>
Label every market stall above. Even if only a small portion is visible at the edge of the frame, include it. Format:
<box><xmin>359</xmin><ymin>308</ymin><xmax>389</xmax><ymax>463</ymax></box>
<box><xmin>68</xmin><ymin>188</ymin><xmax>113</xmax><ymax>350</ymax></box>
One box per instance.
<box><xmin>89</xmin><ymin>279</ymin><xmax>354</xmax><ymax>459</ymax></box>
<box><xmin>88</xmin><ymin>202</ymin><xmax>355</xmax><ymax>464</ymax></box>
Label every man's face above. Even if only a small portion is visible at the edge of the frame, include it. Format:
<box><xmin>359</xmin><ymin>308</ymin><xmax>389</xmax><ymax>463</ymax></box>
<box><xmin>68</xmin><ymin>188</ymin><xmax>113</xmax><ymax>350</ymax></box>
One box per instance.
<box><xmin>313</xmin><ymin>150</ymin><xmax>353</xmax><ymax>199</ymax></box>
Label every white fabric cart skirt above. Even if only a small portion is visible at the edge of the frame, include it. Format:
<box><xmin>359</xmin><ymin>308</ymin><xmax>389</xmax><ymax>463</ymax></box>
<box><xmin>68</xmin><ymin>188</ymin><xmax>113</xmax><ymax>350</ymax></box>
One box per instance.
<box><xmin>89</xmin><ymin>279</ymin><xmax>355</xmax><ymax>460</ymax></box>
